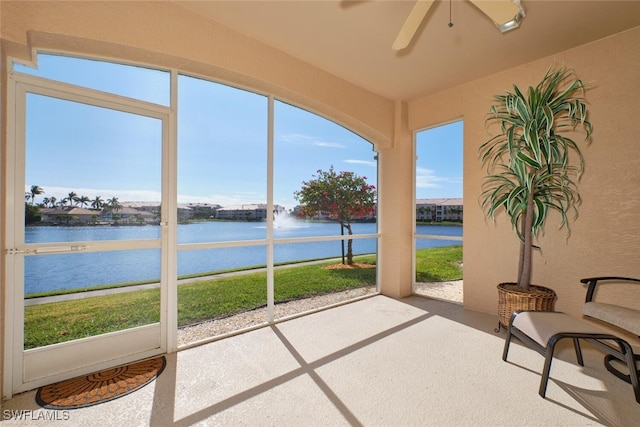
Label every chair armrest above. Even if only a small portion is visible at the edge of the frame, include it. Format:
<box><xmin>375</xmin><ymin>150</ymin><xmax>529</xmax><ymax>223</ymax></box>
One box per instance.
<box><xmin>580</xmin><ymin>277</ymin><xmax>640</xmax><ymax>303</ymax></box>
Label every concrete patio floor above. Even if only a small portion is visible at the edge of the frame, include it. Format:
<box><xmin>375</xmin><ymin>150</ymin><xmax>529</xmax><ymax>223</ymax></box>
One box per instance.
<box><xmin>3</xmin><ymin>295</ymin><xmax>639</xmax><ymax>426</ymax></box>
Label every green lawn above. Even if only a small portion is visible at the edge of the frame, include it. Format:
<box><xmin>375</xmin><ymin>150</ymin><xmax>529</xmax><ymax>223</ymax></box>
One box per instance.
<box><xmin>24</xmin><ymin>245</ymin><xmax>462</xmax><ymax>349</ymax></box>
<box><xmin>415</xmin><ymin>245</ymin><xmax>463</xmax><ymax>282</ymax></box>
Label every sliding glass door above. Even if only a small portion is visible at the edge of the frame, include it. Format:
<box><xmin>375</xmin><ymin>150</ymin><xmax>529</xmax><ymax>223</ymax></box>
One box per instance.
<box><xmin>6</xmin><ymin>74</ymin><xmax>170</xmax><ymax>393</ymax></box>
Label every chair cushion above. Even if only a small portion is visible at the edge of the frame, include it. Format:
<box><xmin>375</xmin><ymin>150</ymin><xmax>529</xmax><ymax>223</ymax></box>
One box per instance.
<box><xmin>583</xmin><ymin>302</ymin><xmax>640</xmax><ymax>336</ymax></box>
<box><xmin>513</xmin><ymin>311</ymin><xmax>605</xmax><ymax>347</ymax></box>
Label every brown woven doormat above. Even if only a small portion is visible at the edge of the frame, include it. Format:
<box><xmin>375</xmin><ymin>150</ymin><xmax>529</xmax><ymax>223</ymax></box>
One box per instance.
<box><xmin>36</xmin><ymin>356</ymin><xmax>165</xmax><ymax>410</ymax></box>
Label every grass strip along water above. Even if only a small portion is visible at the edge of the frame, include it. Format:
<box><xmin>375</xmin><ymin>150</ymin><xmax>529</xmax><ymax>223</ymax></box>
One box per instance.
<box><xmin>24</xmin><ymin>246</ymin><xmax>462</xmax><ymax>349</ymax></box>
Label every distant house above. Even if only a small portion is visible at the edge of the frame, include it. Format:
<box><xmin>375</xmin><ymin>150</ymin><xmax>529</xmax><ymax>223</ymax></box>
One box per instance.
<box><xmin>40</xmin><ymin>207</ymin><xmax>100</xmax><ymax>224</ymax></box>
<box><xmin>120</xmin><ymin>202</ymin><xmax>160</xmax><ymax>220</ymax></box>
<box><xmin>181</xmin><ymin>203</ymin><xmax>220</xmax><ymax>220</ymax></box>
<box><xmin>121</xmin><ymin>201</ymin><xmax>220</xmax><ymax>222</ymax></box>
<box><xmin>101</xmin><ymin>206</ymin><xmax>157</xmax><ymax>224</ymax></box>
<box><xmin>217</xmin><ymin>204</ymin><xmax>286</xmax><ymax>221</ymax></box>
<box><xmin>121</xmin><ymin>201</ymin><xmax>160</xmax><ymax>213</ymax></box>
<box><xmin>416</xmin><ymin>198</ymin><xmax>463</xmax><ymax>222</ymax></box>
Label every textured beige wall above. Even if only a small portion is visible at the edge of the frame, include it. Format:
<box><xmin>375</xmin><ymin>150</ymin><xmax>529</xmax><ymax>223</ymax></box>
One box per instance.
<box><xmin>409</xmin><ymin>26</ymin><xmax>640</xmax><ymax>321</ymax></box>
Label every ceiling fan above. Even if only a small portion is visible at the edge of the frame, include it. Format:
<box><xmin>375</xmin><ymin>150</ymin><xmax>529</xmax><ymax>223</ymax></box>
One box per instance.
<box><xmin>392</xmin><ymin>0</ymin><xmax>526</xmax><ymax>51</ymax></box>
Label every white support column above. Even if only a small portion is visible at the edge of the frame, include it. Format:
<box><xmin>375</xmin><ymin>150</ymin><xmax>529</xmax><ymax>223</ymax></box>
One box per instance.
<box><xmin>378</xmin><ymin>100</ymin><xmax>414</xmax><ymax>298</ymax></box>
<box><xmin>266</xmin><ymin>96</ymin><xmax>275</xmax><ymax>322</ymax></box>
<box><xmin>164</xmin><ymin>70</ymin><xmax>179</xmax><ymax>352</ymax></box>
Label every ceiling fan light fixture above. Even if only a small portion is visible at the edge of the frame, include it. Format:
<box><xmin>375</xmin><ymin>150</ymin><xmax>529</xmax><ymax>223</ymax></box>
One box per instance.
<box><xmin>392</xmin><ymin>0</ymin><xmax>527</xmax><ymax>51</ymax></box>
<box><xmin>496</xmin><ymin>0</ymin><xmax>526</xmax><ymax>33</ymax></box>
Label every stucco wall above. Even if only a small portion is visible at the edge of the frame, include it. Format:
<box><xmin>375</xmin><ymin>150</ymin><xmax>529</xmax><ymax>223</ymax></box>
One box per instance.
<box><xmin>409</xmin><ymin>26</ymin><xmax>640</xmax><ymax>322</ymax></box>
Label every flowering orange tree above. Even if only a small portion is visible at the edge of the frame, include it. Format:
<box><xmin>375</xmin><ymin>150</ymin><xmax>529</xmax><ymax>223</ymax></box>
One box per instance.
<box><xmin>294</xmin><ymin>166</ymin><xmax>376</xmax><ymax>265</ymax></box>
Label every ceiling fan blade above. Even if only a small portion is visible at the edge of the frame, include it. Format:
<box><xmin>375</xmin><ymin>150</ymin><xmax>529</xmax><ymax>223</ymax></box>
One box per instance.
<box><xmin>392</xmin><ymin>0</ymin><xmax>436</xmax><ymax>51</ymax></box>
<box><xmin>468</xmin><ymin>0</ymin><xmax>525</xmax><ymax>32</ymax></box>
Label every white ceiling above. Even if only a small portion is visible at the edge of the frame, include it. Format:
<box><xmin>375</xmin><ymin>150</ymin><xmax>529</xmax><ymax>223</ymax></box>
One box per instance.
<box><xmin>175</xmin><ymin>1</ymin><xmax>640</xmax><ymax>101</ymax></box>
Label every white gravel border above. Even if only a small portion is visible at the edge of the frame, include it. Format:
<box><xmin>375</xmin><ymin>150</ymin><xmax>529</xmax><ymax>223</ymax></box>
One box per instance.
<box><xmin>178</xmin><ymin>281</ymin><xmax>462</xmax><ymax>347</ymax></box>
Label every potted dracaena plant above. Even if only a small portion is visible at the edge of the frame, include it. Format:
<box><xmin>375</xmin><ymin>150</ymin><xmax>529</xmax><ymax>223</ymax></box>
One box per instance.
<box><xmin>478</xmin><ymin>66</ymin><xmax>593</xmax><ymax>330</ymax></box>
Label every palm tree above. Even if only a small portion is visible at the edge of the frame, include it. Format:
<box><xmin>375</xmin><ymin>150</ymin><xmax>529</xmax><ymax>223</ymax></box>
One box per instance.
<box><xmin>91</xmin><ymin>196</ymin><xmax>104</xmax><ymax>210</ymax></box>
<box><xmin>479</xmin><ymin>67</ymin><xmax>592</xmax><ymax>291</ymax></box>
<box><xmin>107</xmin><ymin>197</ymin><xmax>121</xmax><ymax>211</ymax></box>
<box><xmin>77</xmin><ymin>195</ymin><xmax>91</xmax><ymax>208</ymax></box>
<box><xmin>64</xmin><ymin>191</ymin><xmax>78</xmax><ymax>207</ymax></box>
<box><xmin>49</xmin><ymin>196</ymin><xmax>57</xmax><ymax>208</ymax></box>
<box><xmin>107</xmin><ymin>197</ymin><xmax>121</xmax><ymax>223</ymax></box>
<box><xmin>29</xmin><ymin>185</ymin><xmax>44</xmax><ymax>205</ymax></box>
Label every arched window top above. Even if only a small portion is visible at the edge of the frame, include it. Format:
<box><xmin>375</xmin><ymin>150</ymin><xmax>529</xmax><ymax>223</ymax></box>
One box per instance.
<box><xmin>13</xmin><ymin>53</ymin><xmax>170</xmax><ymax>106</ymax></box>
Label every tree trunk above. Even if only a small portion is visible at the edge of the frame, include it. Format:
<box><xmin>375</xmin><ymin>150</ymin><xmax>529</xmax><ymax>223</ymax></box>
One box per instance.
<box><xmin>517</xmin><ymin>233</ymin><xmax>525</xmax><ymax>287</ymax></box>
<box><xmin>517</xmin><ymin>191</ymin><xmax>534</xmax><ymax>290</ymax></box>
<box><xmin>345</xmin><ymin>223</ymin><xmax>354</xmax><ymax>265</ymax></box>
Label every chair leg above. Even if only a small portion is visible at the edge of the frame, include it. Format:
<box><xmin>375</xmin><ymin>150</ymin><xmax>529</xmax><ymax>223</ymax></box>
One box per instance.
<box><xmin>539</xmin><ymin>339</ymin><xmax>558</xmax><ymax>398</ymax></box>
<box><xmin>502</xmin><ymin>329</ymin><xmax>513</xmax><ymax>361</ymax></box>
<box><xmin>618</xmin><ymin>340</ymin><xmax>640</xmax><ymax>404</ymax></box>
<box><xmin>572</xmin><ymin>338</ymin><xmax>584</xmax><ymax>366</ymax></box>
<box><xmin>505</xmin><ymin>314</ymin><xmax>640</xmax><ymax>404</ymax></box>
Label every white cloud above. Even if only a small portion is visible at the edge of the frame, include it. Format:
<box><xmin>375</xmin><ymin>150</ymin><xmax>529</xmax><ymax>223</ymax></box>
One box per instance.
<box><xmin>314</xmin><ymin>141</ymin><xmax>347</xmax><ymax>148</ymax></box>
<box><xmin>415</xmin><ymin>167</ymin><xmax>462</xmax><ymax>189</ymax></box>
<box><xmin>279</xmin><ymin>133</ymin><xmax>346</xmax><ymax>149</ymax></box>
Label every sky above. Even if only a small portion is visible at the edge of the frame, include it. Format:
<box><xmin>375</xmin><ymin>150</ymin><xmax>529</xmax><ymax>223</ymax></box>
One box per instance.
<box><xmin>415</xmin><ymin>120</ymin><xmax>463</xmax><ymax>200</ymax></box>
<box><xmin>17</xmin><ymin>54</ymin><xmax>462</xmax><ymax>211</ymax></box>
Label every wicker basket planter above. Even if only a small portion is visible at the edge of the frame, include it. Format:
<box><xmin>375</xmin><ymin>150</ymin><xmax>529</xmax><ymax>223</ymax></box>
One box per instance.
<box><xmin>497</xmin><ymin>282</ymin><xmax>557</xmax><ymax>328</ymax></box>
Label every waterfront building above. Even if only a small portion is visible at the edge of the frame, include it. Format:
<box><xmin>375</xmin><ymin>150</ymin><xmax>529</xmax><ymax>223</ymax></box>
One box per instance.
<box><xmin>217</xmin><ymin>204</ymin><xmax>286</xmax><ymax>221</ymax></box>
<box><xmin>416</xmin><ymin>198</ymin><xmax>463</xmax><ymax>222</ymax></box>
<box><xmin>39</xmin><ymin>207</ymin><xmax>99</xmax><ymax>225</ymax></box>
